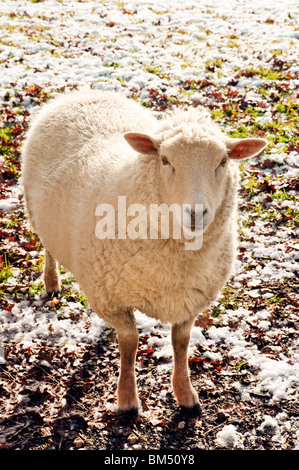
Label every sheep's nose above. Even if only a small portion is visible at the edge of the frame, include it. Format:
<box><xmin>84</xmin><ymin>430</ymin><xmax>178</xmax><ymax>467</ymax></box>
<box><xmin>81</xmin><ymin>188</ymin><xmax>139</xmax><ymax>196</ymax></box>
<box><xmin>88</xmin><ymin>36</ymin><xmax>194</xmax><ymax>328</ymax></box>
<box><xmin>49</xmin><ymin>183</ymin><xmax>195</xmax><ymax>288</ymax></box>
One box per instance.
<box><xmin>190</xmin><ymin>208</ymin><xmax>207</xmax><ymax>231</ymax></box>
<box><xmin>190</xmin><ymin>208</ymin><xmax>207</xmax><ymax>220</ymax></box>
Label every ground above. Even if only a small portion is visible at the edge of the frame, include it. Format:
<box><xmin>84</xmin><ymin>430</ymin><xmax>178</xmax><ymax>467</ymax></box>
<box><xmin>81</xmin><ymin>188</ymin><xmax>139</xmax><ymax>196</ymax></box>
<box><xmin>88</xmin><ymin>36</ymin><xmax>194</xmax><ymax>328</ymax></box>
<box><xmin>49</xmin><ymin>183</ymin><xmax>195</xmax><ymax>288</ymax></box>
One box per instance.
<box><xmin>0</xmin><ymin>0</ymin><xmax>298</xmax><ymax>451</ymax></box>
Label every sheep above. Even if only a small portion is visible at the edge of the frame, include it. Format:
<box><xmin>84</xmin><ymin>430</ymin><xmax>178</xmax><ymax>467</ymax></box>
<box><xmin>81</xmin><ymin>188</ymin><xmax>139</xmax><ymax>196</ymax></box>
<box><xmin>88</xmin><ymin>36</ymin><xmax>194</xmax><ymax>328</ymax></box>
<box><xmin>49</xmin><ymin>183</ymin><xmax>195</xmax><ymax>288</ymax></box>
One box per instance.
<box><xmin>21</xmin><ymin>90</ymin><xmax>267</xmax><ymax>419</ymax></box>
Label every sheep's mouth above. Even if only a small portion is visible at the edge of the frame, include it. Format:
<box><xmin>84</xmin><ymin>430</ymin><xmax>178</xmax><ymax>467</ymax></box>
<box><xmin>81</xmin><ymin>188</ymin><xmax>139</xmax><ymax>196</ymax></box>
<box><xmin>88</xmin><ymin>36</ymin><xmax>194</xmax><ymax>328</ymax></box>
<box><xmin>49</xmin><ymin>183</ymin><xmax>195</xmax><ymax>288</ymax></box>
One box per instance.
<box><xmin>183</xmin><ymin>223</ymin><xmax>204</xmax><ymax>237</ymax></box>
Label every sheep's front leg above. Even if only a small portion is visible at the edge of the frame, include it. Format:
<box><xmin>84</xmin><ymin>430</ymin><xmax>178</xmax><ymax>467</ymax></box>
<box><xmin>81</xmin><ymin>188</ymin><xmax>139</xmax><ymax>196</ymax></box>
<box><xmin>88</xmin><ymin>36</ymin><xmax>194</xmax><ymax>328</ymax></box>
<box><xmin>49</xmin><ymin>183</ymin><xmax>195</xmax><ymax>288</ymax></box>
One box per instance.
<box><xmin>115</xmin><ymin>309</ymin><xmax>139</xmax><ymax>418</ymax></box>
<box><xmin>172</xmin><ymin>319</ymin><xmax>201</xmax><ymax>417</ymax></box>
<box><xmin>44</xmin><ymin>249</ymin><xmax>60</xmax><ymax>294</ymax></box>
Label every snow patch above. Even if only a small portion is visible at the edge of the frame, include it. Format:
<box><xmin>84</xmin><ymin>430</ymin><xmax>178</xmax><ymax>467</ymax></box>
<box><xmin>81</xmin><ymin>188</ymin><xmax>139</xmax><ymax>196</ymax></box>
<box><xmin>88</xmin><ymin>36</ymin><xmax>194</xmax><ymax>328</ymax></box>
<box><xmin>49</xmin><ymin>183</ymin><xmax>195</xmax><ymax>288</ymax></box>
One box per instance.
<box><xmin>215</xmin><ymin>424</ymin><xmax>244</xmax><ymax>449</ymax></box>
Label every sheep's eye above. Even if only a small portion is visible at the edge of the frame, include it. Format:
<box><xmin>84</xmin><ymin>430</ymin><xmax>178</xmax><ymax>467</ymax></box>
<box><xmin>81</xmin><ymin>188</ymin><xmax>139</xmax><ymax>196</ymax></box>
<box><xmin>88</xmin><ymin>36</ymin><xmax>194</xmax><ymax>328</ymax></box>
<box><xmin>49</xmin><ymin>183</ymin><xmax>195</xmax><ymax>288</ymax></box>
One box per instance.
<box><xmin>162</xmin><ymin>156</ymin><xmax>170</xmax><ymax>166</ymax></box>
<box><xmin>220</xmin><ymin>157</ymin><xmax>228</xmax><ymax>167</ymax></box>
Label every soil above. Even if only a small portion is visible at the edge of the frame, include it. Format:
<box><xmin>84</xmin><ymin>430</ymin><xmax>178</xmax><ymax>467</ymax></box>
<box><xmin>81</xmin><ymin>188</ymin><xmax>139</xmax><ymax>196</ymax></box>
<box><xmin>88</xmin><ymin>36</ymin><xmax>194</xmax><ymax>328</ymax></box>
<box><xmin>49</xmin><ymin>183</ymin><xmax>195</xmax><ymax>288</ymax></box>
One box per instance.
<box><xmin>0</xmin><ymin>276</ymin><xmax>298</xmax><ymax>451</ymax></box>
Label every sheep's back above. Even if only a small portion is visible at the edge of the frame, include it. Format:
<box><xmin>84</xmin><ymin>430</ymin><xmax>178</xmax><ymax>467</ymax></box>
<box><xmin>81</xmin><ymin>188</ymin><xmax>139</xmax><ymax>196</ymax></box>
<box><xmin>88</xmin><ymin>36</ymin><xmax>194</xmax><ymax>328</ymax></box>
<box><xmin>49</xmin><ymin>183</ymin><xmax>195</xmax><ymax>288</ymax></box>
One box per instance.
<box><xmin>21</xmin><ymin>90</ymin><xmax>156</xmax><ymax>270</ymax></box>
<box><xmin>22</xmin><ymin>90</ymin><xmax>155</xmax><ymax>169</ymax></box>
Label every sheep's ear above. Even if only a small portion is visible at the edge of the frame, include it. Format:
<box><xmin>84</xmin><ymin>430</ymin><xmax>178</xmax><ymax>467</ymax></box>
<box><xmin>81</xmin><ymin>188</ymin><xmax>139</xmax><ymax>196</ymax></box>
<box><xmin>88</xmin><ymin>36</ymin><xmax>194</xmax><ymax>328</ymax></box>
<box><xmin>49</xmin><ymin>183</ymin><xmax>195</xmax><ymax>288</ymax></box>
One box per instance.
<box><xmin>124</xmin><ymin>132</ymin><xmax>158</xmax><ymax>155</ymax></box>
<box><xmin>226</xmin><ymin>138</ymin><xmax>268</xmax><ymax>160</ymax></box>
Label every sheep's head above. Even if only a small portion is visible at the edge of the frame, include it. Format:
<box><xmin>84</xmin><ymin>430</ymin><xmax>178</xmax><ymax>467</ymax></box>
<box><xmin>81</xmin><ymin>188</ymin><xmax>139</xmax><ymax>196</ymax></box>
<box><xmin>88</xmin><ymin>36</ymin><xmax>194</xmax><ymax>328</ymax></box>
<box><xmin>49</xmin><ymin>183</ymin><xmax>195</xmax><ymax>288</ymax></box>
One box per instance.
<box><xmin>124</xmin><ymin>116</ymin><xmax>267</xmax><ymax>239</ymax></box>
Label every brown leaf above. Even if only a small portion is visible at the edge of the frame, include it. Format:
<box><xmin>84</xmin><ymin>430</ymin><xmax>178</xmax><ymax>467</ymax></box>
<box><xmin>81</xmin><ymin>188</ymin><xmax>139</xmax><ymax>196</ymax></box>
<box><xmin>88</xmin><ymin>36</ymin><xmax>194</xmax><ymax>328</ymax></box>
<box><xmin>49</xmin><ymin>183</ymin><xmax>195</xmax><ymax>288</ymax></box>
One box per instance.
<box><xmin>195</xmin><ymin>313</ymin><xmax>213</xmax><ymax>328</ymax></box>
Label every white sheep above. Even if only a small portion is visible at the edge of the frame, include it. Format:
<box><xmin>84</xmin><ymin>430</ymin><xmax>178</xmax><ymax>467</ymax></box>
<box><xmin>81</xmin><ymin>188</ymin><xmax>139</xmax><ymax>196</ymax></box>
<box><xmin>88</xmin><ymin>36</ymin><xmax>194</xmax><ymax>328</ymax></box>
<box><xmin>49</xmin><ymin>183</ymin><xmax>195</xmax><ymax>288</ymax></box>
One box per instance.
<box><xmin>21</xmin><ymin>90</ymin><xmax>267</xmax><ymax>419</ymax></box>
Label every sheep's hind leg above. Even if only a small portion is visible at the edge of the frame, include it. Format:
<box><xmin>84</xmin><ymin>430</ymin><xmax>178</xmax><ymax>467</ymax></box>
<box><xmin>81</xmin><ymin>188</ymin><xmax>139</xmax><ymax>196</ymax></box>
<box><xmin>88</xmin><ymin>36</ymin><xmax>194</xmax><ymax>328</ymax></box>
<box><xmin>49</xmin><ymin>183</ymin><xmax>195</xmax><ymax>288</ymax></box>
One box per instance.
<box><xmin>115</xmin><ymin>308</ymin><xmax>139</xmax><ymax>420</ymax></box>
<box><xmin>171</xmin><ymin>319</ymin><xmax>201</xmax><ymax>418</ymax></box>
<box><xmin>44</xmin><ymin>249</ymin><xmax>60</xmax><ymax>295</ymax></box>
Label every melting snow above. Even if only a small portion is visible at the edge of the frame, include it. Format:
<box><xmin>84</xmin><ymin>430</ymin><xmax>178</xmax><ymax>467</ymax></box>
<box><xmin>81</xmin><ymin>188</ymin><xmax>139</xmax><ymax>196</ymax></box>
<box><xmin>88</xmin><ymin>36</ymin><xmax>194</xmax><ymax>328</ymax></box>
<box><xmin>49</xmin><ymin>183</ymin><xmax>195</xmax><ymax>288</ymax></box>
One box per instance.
<box><xmin>0</xmin><ymin>0</ymin><xmax>298</xmax><ymax>448</ymax></box>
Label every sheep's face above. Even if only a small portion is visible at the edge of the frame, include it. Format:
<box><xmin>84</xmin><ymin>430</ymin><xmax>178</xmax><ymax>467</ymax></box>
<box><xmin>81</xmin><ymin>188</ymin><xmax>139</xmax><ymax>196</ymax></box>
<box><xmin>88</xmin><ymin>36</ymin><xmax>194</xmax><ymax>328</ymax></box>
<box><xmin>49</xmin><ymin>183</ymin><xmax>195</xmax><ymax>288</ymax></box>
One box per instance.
<box><xmin>157</xmin><ymin>135</ymin><xmax>228</xmax><ymax>236</ymax></box>
<box><xmin>124</xmin><ymin>131</ymin><xmax>267</xmax><ymax>238</ymax></box>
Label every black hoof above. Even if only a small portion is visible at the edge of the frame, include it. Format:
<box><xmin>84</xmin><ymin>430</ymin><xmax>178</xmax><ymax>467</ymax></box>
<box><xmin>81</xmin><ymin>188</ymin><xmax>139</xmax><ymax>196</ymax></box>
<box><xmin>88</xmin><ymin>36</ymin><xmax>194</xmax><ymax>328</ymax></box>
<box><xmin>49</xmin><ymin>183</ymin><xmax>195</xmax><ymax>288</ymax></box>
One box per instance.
<box><xmin>180</xmin><ymin>402</ymin><xmax>202</xmax><ymax>419</ymax></box>
<box><xmin>47</xmin><ymin>290</ymin><xmax>61</xmax><ymax>298</ymax></box>
<box><xmin>119</xmin><ymin>407</ymin><xmax>138</xmax><ymax>424</ymax></box>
